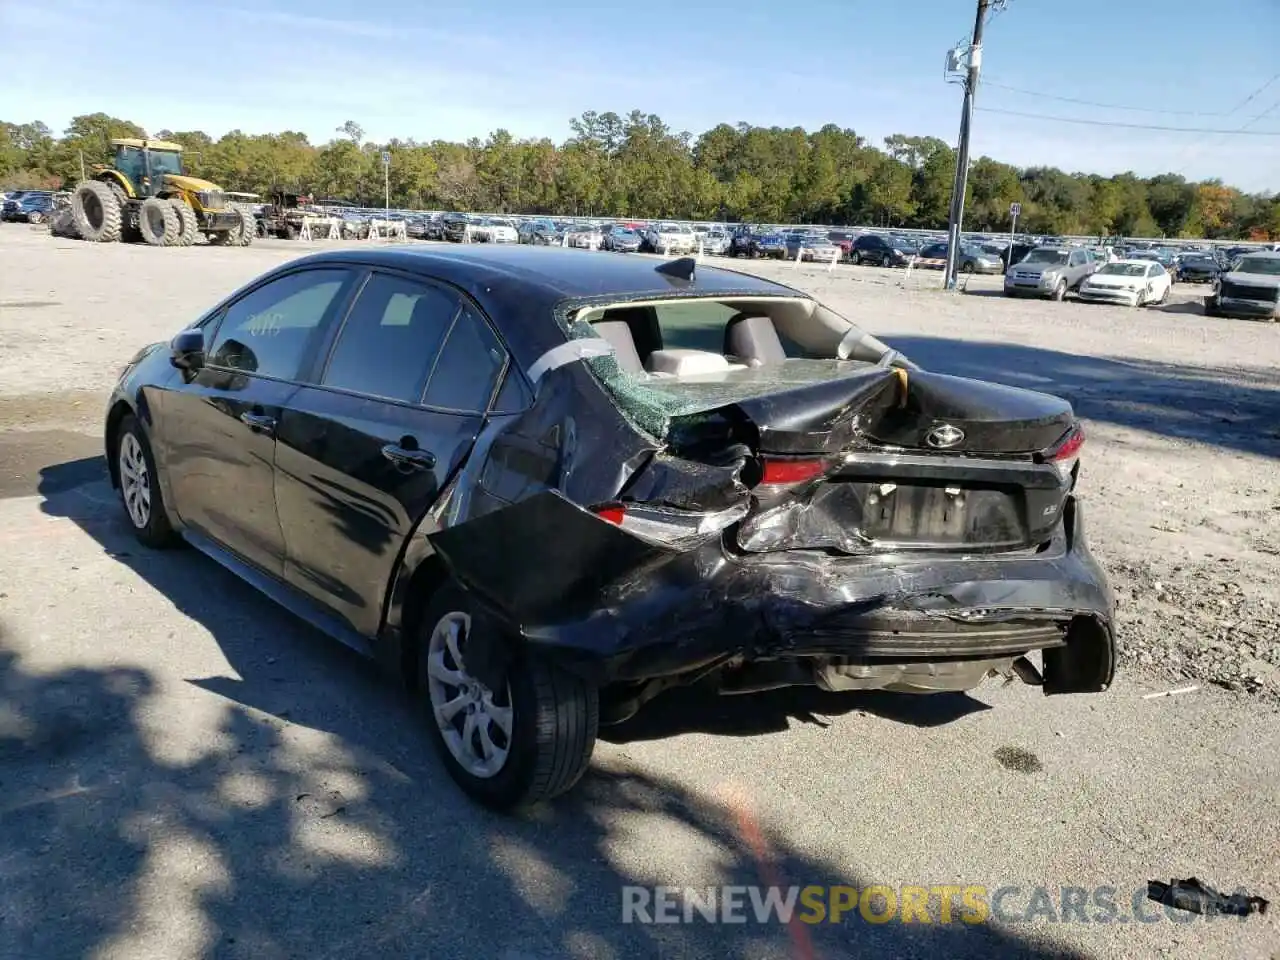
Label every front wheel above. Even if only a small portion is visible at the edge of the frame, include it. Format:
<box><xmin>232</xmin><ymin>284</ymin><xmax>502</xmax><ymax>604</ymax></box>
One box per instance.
<box><xmin>1052</xmin><ymin>279</ymin><xmax>1068</xmax><ymax>301</ymax></box>
<box><xmin>417</xmin><ymin>584</ymin><xmax>598</xmax><ymax>810</ymax></box>
<box><xmin>882</xmin><ymin>253</ymin><xmax>893</xmax><ymax>268</ymax></box>
<box><xmin>115</xmin><ymin>415</ymin><xmax>180</xmax><ymax>548</ymax></box>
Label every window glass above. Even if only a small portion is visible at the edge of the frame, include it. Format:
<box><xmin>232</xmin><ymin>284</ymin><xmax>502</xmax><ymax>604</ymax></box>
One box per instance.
<box><xmin>422</xmin><ymin>306</ymin><xmax>507</xmax><ymax>412</ymax></box>
<box><xmin>321</xmin><ymin>273</ymin><xmax>461</xmax><ymax>402</ymax></box>
<box><xmin>654</xmin><ymin>301</ymin><xmax>739</xmax><ymax>353</ymax></box>
<box><xmin>207</xmin><ymin>269</ymin><xmax>350</xmax><ymax>379</ymax></box>
<box><xmin>491</xmin><ymin>367</ymin><xmax>533</xmax><ymax>414</ymax></box>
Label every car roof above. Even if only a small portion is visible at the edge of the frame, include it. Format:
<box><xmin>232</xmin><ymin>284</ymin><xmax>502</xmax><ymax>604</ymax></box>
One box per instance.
<box><xmin>278</xmin><ymin>246</ymin><xmax>803</xmax><ymax>362</ymax></box>
<box><xmin>1236</xmin><ymin>250</ymin><xmax>1280</xmax><ymax>259</ymax></box>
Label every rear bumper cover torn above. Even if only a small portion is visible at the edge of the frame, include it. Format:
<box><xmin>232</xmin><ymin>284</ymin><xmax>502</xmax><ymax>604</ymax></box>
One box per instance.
<box><xmin>429</xmin><ymin>491</ymin><xmax>1116</xmax><ymax>697</ymax></box>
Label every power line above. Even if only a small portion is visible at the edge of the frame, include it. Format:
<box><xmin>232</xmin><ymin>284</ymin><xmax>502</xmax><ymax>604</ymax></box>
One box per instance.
<box><xmin>980</xmin><ymin>80</ymin><xmax>1239</xmax><ymax>117</ymax></box>
<box><xmin>1220</xmin><ymin>70</ymin><xmax>1280</xmax><ymax>116</ymax></box>
<box><xmin>973</xmin><ymin>106</ymin><xmax>1280</xmax><ymax>134</ymax></box>
<box><xmin>1164</xmin><ymin>71</ymin><xmax>1280</xmax><ymax>174</ymax></box>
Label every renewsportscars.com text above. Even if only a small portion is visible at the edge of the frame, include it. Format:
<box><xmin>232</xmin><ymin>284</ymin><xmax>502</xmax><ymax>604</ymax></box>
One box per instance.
<box><xmin>621</xmin><ymin>885</ymin><xmax>1253</xmax><ymax>925</ymax></box>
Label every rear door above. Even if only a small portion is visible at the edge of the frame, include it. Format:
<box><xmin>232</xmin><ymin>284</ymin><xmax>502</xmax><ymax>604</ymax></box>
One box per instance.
<box><xmin>273</xmin><ymin>269</ymin><xmax>510</xmax><ymax>636</ymax></box>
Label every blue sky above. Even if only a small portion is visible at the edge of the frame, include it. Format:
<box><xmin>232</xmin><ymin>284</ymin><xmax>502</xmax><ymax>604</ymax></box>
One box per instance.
<box><xmin>3</xmin><ymin>0</ymin><xmax>1279</xmax><ymax>191</ymax></box>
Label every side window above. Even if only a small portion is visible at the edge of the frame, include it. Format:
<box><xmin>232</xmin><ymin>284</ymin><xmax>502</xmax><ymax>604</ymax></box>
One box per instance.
<box><xmin>1151</xmin><ymin>263</ymin><xmax>1166</xmax><ymax>277</ymax></box>
<box><xmin>422</xmin><ymin>305</ymin><xmax>507</xmax><ymax>412</ymax></box>
<box><xmin>491</xmin><ymin>367</ymin><xmax>533</xmax><ymax>414</ymax></box>
<box><xmin>320</xmin><ymin>273</ymin><xmax>460</xmax><ymax>403</ymax></box>
<box><xmin>207</xmin><ymin>269</ymin><xmax>351</xmax><ymax>380</ymax></box>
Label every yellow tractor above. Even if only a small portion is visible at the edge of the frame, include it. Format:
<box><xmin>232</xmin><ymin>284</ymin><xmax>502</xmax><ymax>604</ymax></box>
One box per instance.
<box><xmin>71</xmin><ymin>138</ymin><xmax>253</xmax><ymax>247</ymax></box>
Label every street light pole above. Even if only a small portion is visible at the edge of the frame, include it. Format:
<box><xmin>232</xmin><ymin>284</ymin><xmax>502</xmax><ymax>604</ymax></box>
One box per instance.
<box><xmin>942</xmin><ymin>0</ymin><xmax>991</xmax><ymax>291</ymax></box>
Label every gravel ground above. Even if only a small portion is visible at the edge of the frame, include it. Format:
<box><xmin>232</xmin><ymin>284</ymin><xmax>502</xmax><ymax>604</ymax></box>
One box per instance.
<box><xmin>1</xmin><ymin>226</ymin><xmax>1278</xmax><ymax>959</ymax></box>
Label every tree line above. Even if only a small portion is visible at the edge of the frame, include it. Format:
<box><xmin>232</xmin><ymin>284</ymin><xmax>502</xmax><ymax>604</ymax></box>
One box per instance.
<box><xmin>3</xmin><ymin>110</ymin><xmax>1278</xmax><ymax>239</ymax></box>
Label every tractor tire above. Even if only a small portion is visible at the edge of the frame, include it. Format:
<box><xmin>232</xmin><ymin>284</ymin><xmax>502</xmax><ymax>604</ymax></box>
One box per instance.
<box><xmin>234</xmin><ymin>208</ymin><xmax>254</xmax><ymax>246</ymax></box>
<box><xmin>72</xmin><ymin>180</ymin><xmax>122</xmax><ymax>242</ymax></box>
<box><xmin>170</xmin><ymin>200</ymin><xmax>197</xmax><ymax>246</ymax></box>
<box><xmin>139</xmin><ymin>197</ymin><xmax>178</xmax><ymax>247</ymax></box>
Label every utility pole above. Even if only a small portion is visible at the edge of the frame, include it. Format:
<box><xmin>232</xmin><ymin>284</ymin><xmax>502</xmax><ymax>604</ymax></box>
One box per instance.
<box><xmin>942</xmin><ymin>0</ymin><xmax>991</xmax><ymax>290</ymax></box>
<box><xmin>382</xmin><ymin>150</ymin><xmax>391</xmax><ymax>219</ymax></box>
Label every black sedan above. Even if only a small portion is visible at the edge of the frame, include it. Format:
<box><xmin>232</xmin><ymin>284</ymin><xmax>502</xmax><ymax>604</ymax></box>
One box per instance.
<box><xmin>105</xmin><ymin>246</ymin><xmax>1116</xmax><ymax>810</ymax></box>
<box><xmin>1176</xmin><ymin>254</ymin><xmax>1221</xmax><ymax>284</ymax></box>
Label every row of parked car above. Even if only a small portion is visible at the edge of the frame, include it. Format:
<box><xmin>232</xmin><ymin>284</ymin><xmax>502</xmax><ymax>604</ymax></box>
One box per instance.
<box><xmin>0</xmin><ymin>189</ymin><xmax>58</xmax><ymax>224</ymax></box>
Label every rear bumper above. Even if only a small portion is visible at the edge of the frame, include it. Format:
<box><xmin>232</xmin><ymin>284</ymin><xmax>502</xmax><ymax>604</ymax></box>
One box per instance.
<box><xmin>450</xmin><ymin>494</ymin><xmax>1116</xmax><ymax>696</ymax></box>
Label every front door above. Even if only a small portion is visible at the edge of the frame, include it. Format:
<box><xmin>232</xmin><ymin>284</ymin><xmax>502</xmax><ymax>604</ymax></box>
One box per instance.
<box><xmin>274</xmin><ymin>271</ymin><xmax>510</xmax><ymax>636</ymax></box>
<box><xmin>161</xmin><ymin>266</ymin><xmax>359</xmax><ymax>576</ymax></box>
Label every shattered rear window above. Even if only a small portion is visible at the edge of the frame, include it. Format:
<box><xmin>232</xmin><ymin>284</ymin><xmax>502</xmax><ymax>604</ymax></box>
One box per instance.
<box><xmin>559</xmin><ymin>297</ymin><xmax>873</xmax><ymax>440</ymax></box>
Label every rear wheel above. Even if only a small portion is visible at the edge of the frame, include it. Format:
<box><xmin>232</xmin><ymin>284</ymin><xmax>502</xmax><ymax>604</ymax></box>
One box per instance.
<box><xmin>139</xmin><ymin>197</ymin><xmax>178</xmax><ymax>246</ymax></box>
<box><xmin>169</xmin><ymin>200</ymin><xmax>197</xmax><ymax>246</ymax></box>
<box><xmin>72</xmin><ymin>180</ymin><xmax>122</xmax><ymax>242</ymax></box>
<box><xmin>417</xmin><ymin>584</ymin><xmax>598</xmax><ymax>810</ymax></box>
<box><xmin>115</xmin><ymin>415</ymin><xmax>179</xmax><ymax>548</ymax></box>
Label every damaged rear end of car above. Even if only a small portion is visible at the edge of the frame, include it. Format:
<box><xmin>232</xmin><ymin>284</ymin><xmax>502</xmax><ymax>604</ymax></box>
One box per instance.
<box><xmin>424</xmin><ymin>277</ymin><xmax>1116</xmax><ymax>728</ymax></box>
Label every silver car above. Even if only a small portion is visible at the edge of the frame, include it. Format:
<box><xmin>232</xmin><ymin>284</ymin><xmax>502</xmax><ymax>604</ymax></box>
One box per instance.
<box><xmin>1004</xmin><ymin>246</ymin><xmax>1097</xmax><ymax>301</ymax></box>
<box><xmin>784</xmin><ymin>230</ymin><xmax>841</xmax><ymax>262</ymax></box>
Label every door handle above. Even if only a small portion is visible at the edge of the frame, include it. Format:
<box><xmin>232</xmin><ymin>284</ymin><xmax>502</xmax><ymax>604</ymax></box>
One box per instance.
<box><xmin>239</xmin><ymin>411</ymin><xmax>276</xmax><ymax>435</ymax></box>
<box><xmin>381</xmin><ymin>444</ymin><xmax>436</xmax><ymax>471</ymax></box>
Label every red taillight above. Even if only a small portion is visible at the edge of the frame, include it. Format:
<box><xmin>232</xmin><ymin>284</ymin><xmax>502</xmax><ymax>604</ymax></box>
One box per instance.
<box><xmin>1043</xmin><ymin>424</ymin><xmax>1085</xmax><ymax>462</ymax></box>
<box><xmin>593</xmin><ymin>505</ymin><xmax>626</xmax><ymax>525</ymax></box>
<box><xmin>760</xmin><ymin>457</ymin><xmax>827</xmax><ymax>486</ymax></box>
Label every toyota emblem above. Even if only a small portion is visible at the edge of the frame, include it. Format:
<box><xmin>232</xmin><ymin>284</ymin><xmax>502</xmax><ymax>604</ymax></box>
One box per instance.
<box><xmin>925</xmin><ymin>423</ymin><xmax>965</xmax><ymax>449</ymax></box>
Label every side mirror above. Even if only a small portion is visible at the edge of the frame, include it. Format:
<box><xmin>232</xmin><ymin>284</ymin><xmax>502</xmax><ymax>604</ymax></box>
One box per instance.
<box><xmin>170</xmin><ymin>328</ymin><xmax>205</xmax><ymax>372</ymax></box>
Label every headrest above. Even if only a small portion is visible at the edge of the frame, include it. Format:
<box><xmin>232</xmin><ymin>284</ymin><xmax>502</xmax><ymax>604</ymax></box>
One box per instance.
<box><xmin>591</xmin><ymin>320</ymin><xmax>645</xmax><ymax>373</ymax></box>
<box><xmin>724</xmin><ymin>314</ymin><xmax>786</xmax><ymax>367</ymax></box>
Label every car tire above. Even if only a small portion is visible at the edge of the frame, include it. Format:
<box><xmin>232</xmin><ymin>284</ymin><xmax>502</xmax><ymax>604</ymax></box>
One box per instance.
<box><xmin>28</xmin><ymin>211</ymin><xmax>44</xmax><ymax>224</ymax></box>
<box><xmin>115</xmin><ymin>415</ymin><xmax>180</xmax><ymax>548</ymax></box>
<box><xmin>961</xmin><ymin>261</ymin><xmax>974</xmax><ymax>274</ymax></box>
<box><xmin>882</xmin><ymin>253</ymin><xmax>892</xmax><ymax>268</ymax></box>
<box><xmin>1052</xmin><ymin>279</ymin><xmax>1068</xmax><ymax>301</ymax></box>
<box><xmin>417</xmin><ymin>583</ymin><xmax>598</xmax><ymax>810</ymax></box>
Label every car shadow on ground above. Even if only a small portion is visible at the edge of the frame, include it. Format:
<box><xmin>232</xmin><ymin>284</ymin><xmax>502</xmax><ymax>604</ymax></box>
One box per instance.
<box><xmin>603</xmin><ymin>684</ymin><xmax>989</xmax><ymax>744</ymax></box>
<box><xmin>21</xmin><ymin>463</ymin><xmax>1082</xmax><ymax>959</ymax></box>
<box><xmin>888</xmin><ymin>336</ymin><xmax>1280</xmax><ymax>459</ymax></box>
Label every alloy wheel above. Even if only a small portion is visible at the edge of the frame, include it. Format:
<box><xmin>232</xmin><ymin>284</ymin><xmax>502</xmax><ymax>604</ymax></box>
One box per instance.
<box><xmin>118</xmin><ymin>432</ymin><xmax>151</xmax><ymax>529</ymax></box>
<box><xmin>426</xmin><ymin>611</ymin><xmax>514</xmax><ymax>779</ymax></box>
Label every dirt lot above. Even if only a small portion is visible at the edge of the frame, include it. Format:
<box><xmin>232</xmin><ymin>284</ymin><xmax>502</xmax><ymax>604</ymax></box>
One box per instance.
<box><xmin>1</xmin><ymin>225</ymin><xmax>1277</xmax><ymax>959</ymax></box>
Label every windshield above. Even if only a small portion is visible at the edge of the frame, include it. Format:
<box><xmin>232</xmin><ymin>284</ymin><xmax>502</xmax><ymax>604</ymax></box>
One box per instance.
<box><xmin>489</xmin><ymin>218</ymin><xmax>514</xmax><ymax>227</ymax></box>
<box><xmin>1022</xmin><ymin>249</ymin><xmax>1069</xmax><ymax>265</ymax></box>
<box><xmin>1235</xmin><ymin>257</ymin><xmax>1280</xmax><ymax>276</ymax></box>
<box><xmin>115</xmin><ymin>145</ymin><xmax>184</xmax><ymax>183</ymax></box>
<box><xmin>660</xmin><ymin>223</ymin><xmax>687</xmax><ymax>233</ymax></box>
<box><xmin>890</xmin><ymin>238</ymin><xmax>917</xmax><ymax>251</ymax></box>
<box><xmin>1097</xmin><ymin>263</ymin><xmax>1149</xmax><ymax>277</ymax></box>
<box><xmin>615</xmin><ymin>228</ymin><xmax>637</xmax><ymax>237</ymax></box>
